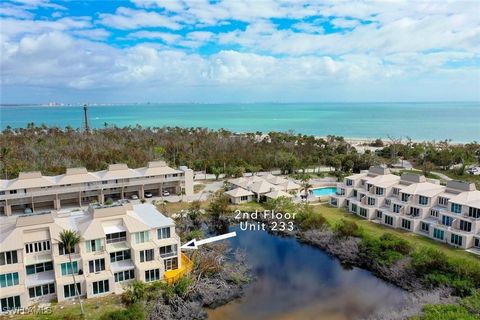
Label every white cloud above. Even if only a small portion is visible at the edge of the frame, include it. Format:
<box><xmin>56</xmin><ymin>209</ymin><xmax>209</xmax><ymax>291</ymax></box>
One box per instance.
<box><xmin>127</xmin><ymin>30</ymin><xmax>180</xmax><ymax>43</ymax></box>
<box><xmin>98</xmin><ymin>7</ymin><xmax>181</xmax><ymax>30</ymax></box>
<box><xmin>1</xmin><ymin>0</ymin><xmax>479</xmax><ymax>103</ymax></box>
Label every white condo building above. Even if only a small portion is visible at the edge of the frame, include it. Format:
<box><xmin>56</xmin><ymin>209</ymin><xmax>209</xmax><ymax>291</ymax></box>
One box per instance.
<box><xmin>0</xmin><ymin>202</ymin><xmax>190</xmax><ymax>313</ymax></box>
<box><xmin>330</xmin><ymin>166</ymin><xmax>480</xmax><ymax>250</ymax></box>
<box><xmin>0</xmin><ymin>161</ymin><xmax>194</xmax><ymax>216</ymax></box>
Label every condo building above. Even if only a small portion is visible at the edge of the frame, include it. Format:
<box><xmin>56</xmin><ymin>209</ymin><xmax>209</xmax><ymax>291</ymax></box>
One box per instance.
<box><xmin>330</xmin><ymin>166</ymin><xmax>480</xmax><ymax>250</ymax></box>
<box><xmin>0</xmin><ymin>202</ymin><xmax>188</xmax><ymax>312</ymax></box>
<box><xmin>0</xmin><ymin>161</ymin><xmax>194</xmax><ymax>216</ymax></box>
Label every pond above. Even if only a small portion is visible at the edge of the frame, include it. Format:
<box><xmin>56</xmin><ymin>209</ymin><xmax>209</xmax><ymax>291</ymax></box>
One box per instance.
<box><xmin>311</xmin><ymin>186</ymin><xmax>337</xmax><ymax>197</ymax></box>
<box><xmin>208</xmin><ymin>226</ymin><xmax>407</xmax><ymax>320</ymax></box>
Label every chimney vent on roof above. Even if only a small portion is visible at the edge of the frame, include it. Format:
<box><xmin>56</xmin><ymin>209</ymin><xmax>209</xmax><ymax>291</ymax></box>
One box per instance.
<box><xmin>368</xmin><ymin>166</ymin><xmax>390</xmax><ymax>175</ymax></box>
<box><xmin>18</xmin><ymin>172</ymin><xmax>43</xmax><ymax>180</ymax></box>
<box><xmin>401</xmin><ymin>173</ymin><xmax>426</xmax><ymax>183</ymax></box>
<box><xmin>446</xmin><ymin>180</ymin><xmax>476</xmax><ymax>192</ymax></box>
<box><xmin>66</xmin><ymin>167</ymin><xmax>88</xmax><ymax>175</ymax></box>
<box><xmin>107</xmin><ymin>164</ymin><xmax>129</xmax><ymax>171</ymax></box>
<box><xmin>148</xmin><ymin>161</ymin><xmax>167</xmax><ymax>168</ymax></box>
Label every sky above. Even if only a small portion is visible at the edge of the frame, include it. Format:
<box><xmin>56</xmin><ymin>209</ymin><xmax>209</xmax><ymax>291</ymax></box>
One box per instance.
<box><xmin>1</xmin><ymin>0</ymin><xmax>479</xmax><ymax>104</ymax></box>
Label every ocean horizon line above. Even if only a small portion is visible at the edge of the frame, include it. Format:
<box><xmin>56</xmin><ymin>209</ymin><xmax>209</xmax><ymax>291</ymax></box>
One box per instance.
<box><xmin>1</xmin><ymin>101</ymin><xmax>479</xmax><ymax>107</ymax></box>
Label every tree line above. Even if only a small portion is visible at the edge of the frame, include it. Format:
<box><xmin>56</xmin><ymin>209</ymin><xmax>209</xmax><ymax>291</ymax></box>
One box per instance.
<box><xmin>0</xmin><ymin>124</ymin><xmax>478</xmax><ymax>180</ymax></box>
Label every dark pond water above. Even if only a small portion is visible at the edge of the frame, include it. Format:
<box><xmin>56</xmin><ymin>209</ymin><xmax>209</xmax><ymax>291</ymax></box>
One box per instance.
<box><xmin>208</xmin><ymin>225</ymin><xmax>407</xmax><ymax>320</ymax></box>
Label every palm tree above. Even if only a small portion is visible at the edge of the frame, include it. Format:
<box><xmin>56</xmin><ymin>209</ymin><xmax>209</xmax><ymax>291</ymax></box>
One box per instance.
<box><xmin>59</xmin><ymin>230</ymin><xmax>84</xmax><ymax>316</ymax></box>
<box><xmin>300</xmin><ymin>177</ymin><xmax>312</xmax><ymax>199</ymax></box>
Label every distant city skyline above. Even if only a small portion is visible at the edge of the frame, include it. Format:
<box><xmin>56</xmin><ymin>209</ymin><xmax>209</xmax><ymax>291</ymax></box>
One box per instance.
<box><xmin>1</xmin><ymin>0</ymin><xmax>479</xmax><ymax>103</ymax></box>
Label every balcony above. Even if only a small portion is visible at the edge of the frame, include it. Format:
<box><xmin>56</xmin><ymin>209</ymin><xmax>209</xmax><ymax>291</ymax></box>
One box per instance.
<box><xmin>1</xmin><ymin>176</ymin><xmax>184</xmax><ymax>200</ymax></box>
<box><xmin>164</xmin><ymin>253</ymin><xmax>193</xmax><ymax>285</ymax></box>
<box><xmin>25</xmin><ymin>270</ymin><xmax>55</xmax><ymax>287</ymax></box>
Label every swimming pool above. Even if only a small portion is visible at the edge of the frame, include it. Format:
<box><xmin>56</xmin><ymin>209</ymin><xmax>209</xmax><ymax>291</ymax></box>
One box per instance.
<box><xmin>311</xmin><ymin>187</ymin><xmax>337</xmax><ymax>197</ymax></box>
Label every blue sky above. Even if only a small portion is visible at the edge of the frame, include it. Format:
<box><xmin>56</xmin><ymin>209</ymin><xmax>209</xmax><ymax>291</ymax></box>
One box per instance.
<box><xmin>1</xmin><ymin>0</ymin><xmax>479</xmax><ymax>103</ymax></box>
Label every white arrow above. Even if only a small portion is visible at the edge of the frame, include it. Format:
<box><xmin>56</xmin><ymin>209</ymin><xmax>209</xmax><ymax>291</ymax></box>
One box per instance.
<box><xmin>180</xmin><ymin>232</ymin><xmax>237</xmax><ymax>250</ymax></box>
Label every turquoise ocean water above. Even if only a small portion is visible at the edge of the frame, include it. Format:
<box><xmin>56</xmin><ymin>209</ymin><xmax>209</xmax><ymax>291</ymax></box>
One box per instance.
<box><xmin>1</xmin><ymin>102</ymin><xmax>479</xmax><ymax>142</ymax></box>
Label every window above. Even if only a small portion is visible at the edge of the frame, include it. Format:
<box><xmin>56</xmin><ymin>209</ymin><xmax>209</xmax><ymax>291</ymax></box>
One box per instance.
<box><xmin>110</xmin><ymin>250</ymin><xmax>131</xmax><ymax>263</ymax></box>
<box><xmin>106</xmin><ymin>231</ymin><xmax>126</xmax><ymax>244</ymax></box>
<box><xmin>61</xmin><ymin>261</ymin><xmax>78</xmax><ymax>276</ymax></box>
<box><xmin>459</xmin><ymin>220</ymin><xmax>472</xmax><ymax>232</ymax></box>
<box><xmin>59</xmin><ymin>243</ymin><xmax>75</xmax><ymax>255</ymax></box>
<box><xmin>346</xmin><ymin>179</ymin><xmax>353</xmax><ymax>186</ymax></box>
<box><xmin>401</xmin><ymin>193</ymin><xmax>410</xmax><ymax>202</ymax></box>
<box><xmin>442</xmin><ymin>215</ymin><xmax>453</xmax><ymax>226</ymax></box>
<box><xmin>359</xmin><ymin>207</ymin><xmax>368</xmax><ymax>218</ymax></box>
<box><xmin>92</xmin><ymin>280</ymin><xmax>109</xmax><ymax>295</ymax></box>
<box><xmin>376</xmin><ymin>210</ymin><xmax>383</xmax><ymax>219</ymax></box>
<box><xmin>409</xmin><ymin>207</ymin><xmax>420</xmax><ymax>217</ymax></box>
<box><xmin>401</xmin><ymin>219</ymin><xmax>411</xmax><ymax>230</ymax></box>
<box><xmin>421</xmin><ymin>222</ymin><xmax>429</xmax><ymax>233</ymax></box>
<box><xmin>430</xmin><ymin>209</ymin><xmax>439</xmax><ymax>217</ymax></box>
<box><xmin>145</xmin><ymin>269</ymin><xmax>160</xmax><ymax>282</ymax></box>
<box><xmin>375</xmin><ymin>188</ymin><xmax>384</xmax><ymax>196</ymax></box>
<box><xmin>157</xmin><ymin>227</ymin><xmax>171</xmax><ymax>239</ymax></box>
<box><xmin>433</xmin><ymin>228</ymin><xmax>444</xmax><ymax>240</ymax></box>
<box><xmin>140</xmin><ymin>249</ymin><xmax>154</xmax><ymax>262</ymax></box>
<box><xmin>384</xmin><ymin>215</ymin><xmax>394</xmax><ymax>226</ymax></box>
<box><xmin>351</xmin><ymin>203</ymin><xmax>358</xmax><ymax>214</ymax></box>
<box><xmin>392</xmin><ymin>188</ymin><xmax>400</xmax><ymax>196</ymax></box>
<box><xmin>353</xmin><ymin>190</ymin><xmax>358</xmax><ymax>197</ymax></box>
<box><xmin>418</xmin><ymin>196</ymin><xmax>429</xmax><ymax>206</ymax></box>
<box><xmin>438</xmin><ymin>197</ymin><xmax>448</xmax><ymax>206</ymax></box>
<box><xmin>367</xmin><ymin>184</ymin><xmax>373</xmax><ymax>191</ymax></box>
<box><xmin>0</xmin><ymin>251</ymin><xmax>18</xmax><ymax>266</ymax></box>
<box><xmin>475</xmin><ymin>238</ymin><xmax>480</xmax><ymax>248</ymax></box>
<box><xmin>450</xmin><ymin>234</ymin><xmax>463</xmax><ymax>246</ymax></box>
<box><xmin>451</xmin><ymin>203</ymin><xmax>462</xmax><ymax>214</ymax></box>
<box><xmin>0</xmin><ymin>273</ymin><xmax>19</xmax><ymax>288</ymax></box>
<box><xmin>29</xmin><ymin>283</ymin><xmax>55</xmax><ymax>298</ymax></box>
<box><xmin>135</xmin><ymin>231</ymin><xmax>149</xmax><ymax>244</ymax></box>
<box><xmin>88</xmin><ymin>259</ymin><xmax>106</xmax><ymax>273</ymax></box>
<box><xmin>469</xmin><ymin>207</ymin><xmax>480</xmax><ymax>218</ymax></box>
<box><xmin>25</xmin><ymin>240</ymin><xmax>50</xmax><ymax>253</ymax></box>
<box><xmin>240</xmin><ymin>196</ymin><xmax>248</xmax><ymax>201</ymax></box>
<box><xmin>114</xmin><ymin>269</ymin><xmax>135</xmax><ymax>283</ymax></box>
<box><xmin>64</xmin><ymin>283</ymin><xmax>81</xmax><ymax>298</ymax></box>
<box><xmin>0</xmin><ymin>296</ymin><xmax>21</xmax><ymax>311</ymax></box>
<box><xmin>393</xmin><ymin>204</ymin><xmax>402</xmax><ymax>213</ymax></box>
<box><xmin>367</xmin><ymin>197</ymin><xmax>375</xmax><ymax>206</ymax></box>
<box><xmin>164</xmin><ymin>257</ymin><xmax>178</xmax><ymax>271</ymax></box>
<box><xmin>26</xmin><ymin>261</ymin><xmax>53</xmax><ymax>275</ymax></box>
<box><xmin>159</xmin><ymin>245</ymin><xmax>177</xmax><ymax>258</ymax></box>
<box><xmin>86</xmin><ymin>239</ymin><xmax>102</xmax><ymax>253</ymax></box>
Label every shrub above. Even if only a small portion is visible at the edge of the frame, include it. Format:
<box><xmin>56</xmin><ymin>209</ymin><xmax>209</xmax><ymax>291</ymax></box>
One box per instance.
<box><xmin>410</xmin><ymin>247</ymin><xmax>450</xmax><ymax>275</ymax></box>
<box><xmin>378</xmin><ymin>233</ymin><xmax>413</xmax><ymax>255</ymax></box>
<box><xmin>121</xmin><ymin>281</ymin><xmax>147</xmax><ymax>305</ymax></box>
<box><xmin>299</xmin><ymin>213</ymin><xmax>327</xmax><ymax>231</ymax></box>
<box><xmin>100</xmin><ymin>303</ymin><xmax>145</xmax><ymax>320</ymax></box>
<box><xmin>451</xmin><ymin>279</ymin><xmax>476</xmax><ymax>297</ymax></box>
<box><xmin>359</xmin><ymin>234</ymin><xmax>412</xmax><ymax>265</ymax></box>
<box><xmin>208</xmin><ymin>191</ymin><xmax>230</xmax><ymax>218</ymax></box>
<box><xmin>334</xmin><ymin>219</ymin><xmax>361</xmax><ymax>238</ymax></box>
<box><xmin>415</xmin><ymin>303</ymin><xmax>478</xmax><ymax>320</ymax></box>
<box><xmin>173</xmin><ymin>276</ymin><xmax>192</xmax><ymax>297</ymax></box>
<box><xmin>460</xmin><ymin>291</ymin><xmax>480</xmax><ymax>316</ymax></box>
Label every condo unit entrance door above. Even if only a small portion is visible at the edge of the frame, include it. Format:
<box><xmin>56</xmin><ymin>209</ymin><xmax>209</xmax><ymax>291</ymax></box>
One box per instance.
<box><xmin>164</xmin><ymin>257</ymin><xmax>178</xmax><ymax>271</ymax></box>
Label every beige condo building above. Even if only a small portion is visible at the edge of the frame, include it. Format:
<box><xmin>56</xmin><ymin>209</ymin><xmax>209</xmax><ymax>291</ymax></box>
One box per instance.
<box><xmin>0</xmin><ymin>202</ymin><xmax>189</xmax><ymax>313</ymax></box>
<box><xmin>0</xmin><ymin>161</ymin><xmax>194</xmax><ymax>216</ymax></box>
<box><xmin>330</xmin><ymin>166</ymin><xmax>480</xmax><ymax>251</ymax></box>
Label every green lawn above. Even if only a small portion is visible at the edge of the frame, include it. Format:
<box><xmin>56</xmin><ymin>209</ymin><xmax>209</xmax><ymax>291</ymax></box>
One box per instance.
<box><xmin>1</xmin><ymin>295</ymin><xmax>125</xmax><ymax>320</ymax></box>
<box><xmin>314</xmin><ymin>205</ymin><xmax>480</xmax><ymax>265</ymax></box>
